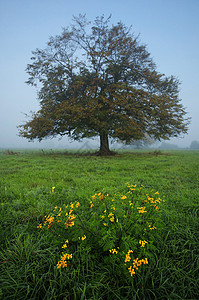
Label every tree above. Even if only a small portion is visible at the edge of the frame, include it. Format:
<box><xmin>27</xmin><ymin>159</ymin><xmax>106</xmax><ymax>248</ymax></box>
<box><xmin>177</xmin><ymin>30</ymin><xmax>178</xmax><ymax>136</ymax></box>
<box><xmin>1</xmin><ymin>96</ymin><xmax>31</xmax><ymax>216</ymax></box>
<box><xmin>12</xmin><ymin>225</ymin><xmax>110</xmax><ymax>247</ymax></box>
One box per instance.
<box><xmin>190</xmin><ymin>141</ymin><xmax>199</xmax><ymax>149</ymax></box>
<box><xmin>18</xmin><ymin>15</ymin><xmax>190</xmax><ymax>155</ymax></box>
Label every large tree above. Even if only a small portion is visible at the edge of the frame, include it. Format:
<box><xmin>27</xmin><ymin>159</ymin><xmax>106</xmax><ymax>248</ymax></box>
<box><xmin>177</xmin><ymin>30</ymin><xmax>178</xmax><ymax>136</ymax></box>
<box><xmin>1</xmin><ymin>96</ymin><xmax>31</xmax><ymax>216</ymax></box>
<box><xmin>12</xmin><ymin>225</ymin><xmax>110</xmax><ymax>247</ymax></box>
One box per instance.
<box><xmin>19</xmin><ymin>15</ymin><xmax>189</xmax><ymax>155</ymax></box>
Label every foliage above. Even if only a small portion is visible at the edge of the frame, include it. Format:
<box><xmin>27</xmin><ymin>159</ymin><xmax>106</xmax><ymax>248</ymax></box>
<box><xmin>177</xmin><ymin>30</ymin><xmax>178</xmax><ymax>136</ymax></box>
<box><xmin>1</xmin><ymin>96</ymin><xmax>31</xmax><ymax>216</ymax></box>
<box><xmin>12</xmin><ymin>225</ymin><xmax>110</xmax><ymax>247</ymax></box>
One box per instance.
<box><xmin>38</xmin><ymin>184</ymin><xmax>164</xmax><ymax>280</ymax></box>
<box><xmin>18</xmin><ymin>15</ymin><xmax>190</xmax><ymax>154</ymax></box>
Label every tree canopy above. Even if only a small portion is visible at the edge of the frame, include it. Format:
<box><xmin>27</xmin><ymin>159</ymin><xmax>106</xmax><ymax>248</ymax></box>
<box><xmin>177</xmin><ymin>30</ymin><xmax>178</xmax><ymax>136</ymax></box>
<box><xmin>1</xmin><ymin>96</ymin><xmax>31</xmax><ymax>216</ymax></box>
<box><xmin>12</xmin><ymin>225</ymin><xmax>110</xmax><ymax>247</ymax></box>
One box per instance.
<box><xmin>19</xmin><ymin>14</ymin><xmax>190</xmax><ymax>155</ymax></box>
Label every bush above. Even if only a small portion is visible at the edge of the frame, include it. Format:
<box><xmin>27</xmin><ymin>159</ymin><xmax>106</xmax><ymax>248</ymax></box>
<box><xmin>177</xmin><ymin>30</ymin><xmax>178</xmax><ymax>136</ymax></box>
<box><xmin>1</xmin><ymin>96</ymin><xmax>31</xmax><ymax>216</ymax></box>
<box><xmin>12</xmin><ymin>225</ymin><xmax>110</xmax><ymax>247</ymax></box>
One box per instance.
<box><xmin>38</xmin><ymin>184</ymin><xmax>165</xmax><ymax>282</ymax></box>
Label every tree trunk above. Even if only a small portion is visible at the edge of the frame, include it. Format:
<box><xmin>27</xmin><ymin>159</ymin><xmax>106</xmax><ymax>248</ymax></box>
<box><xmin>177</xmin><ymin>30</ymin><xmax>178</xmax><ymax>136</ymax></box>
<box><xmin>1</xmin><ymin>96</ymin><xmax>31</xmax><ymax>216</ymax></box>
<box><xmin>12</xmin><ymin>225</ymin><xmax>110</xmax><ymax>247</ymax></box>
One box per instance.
<box><xmin>98</xmin><ymin>133</ymin><xmax>113</xmax><ymax>155</ymax></box>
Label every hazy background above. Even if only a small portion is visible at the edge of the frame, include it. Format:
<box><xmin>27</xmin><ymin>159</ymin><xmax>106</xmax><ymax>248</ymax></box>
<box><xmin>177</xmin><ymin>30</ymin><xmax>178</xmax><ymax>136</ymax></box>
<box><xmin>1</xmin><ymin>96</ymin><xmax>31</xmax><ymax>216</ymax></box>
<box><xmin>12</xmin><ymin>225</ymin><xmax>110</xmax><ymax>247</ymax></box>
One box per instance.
<box><xmin>0</xmin><ymin>0</ymin><xmax>198</xmax><ymax>149</ymax></box>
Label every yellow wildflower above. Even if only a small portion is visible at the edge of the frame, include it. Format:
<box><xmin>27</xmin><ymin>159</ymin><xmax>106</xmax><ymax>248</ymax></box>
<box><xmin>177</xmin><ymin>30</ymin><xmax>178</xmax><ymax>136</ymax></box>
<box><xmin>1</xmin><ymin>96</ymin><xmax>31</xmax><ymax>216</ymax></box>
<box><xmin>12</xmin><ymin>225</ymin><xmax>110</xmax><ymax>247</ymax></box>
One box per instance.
<box><xmin>139</xmin><ymin>240</ymin><xmax>148</xmax><ymax>247</ymax></box>
<box><xmin>44</xmin><ymin>215</ymin><xmax>54</xmax><ymax>229</ymax></box>
<box><xmin>65</xmin><ymin>253</ymin><xmax>72</xmax><ymax>259</ymax></box>
<box><xmin>64</xmin><ymin>214</ymin><xmax>76</xmax><ymax>229</ymax></box>
<box><xmin>137</xmin><ymin>207</ymin><xmax>147</xmax><ymax>214</ymax></box>
<box><xmin>149</xmin><ymin>224</ymin><xmax>157</xmax><ymax>230</ymax></box>
<box><xmin>109</xmin><ymin>248</ymin><xmax>118</xmax><ymax>254</ymax></box>
<box><xmin>62</xmin><ymin>240</ymin><xmax>69</xmax><ymax>248</ymax></box>
<box><xmin>57</xmin><ymin>252</ymin><xmax>72</xmax><ymax>269</ymax></box>
<box><xmin>128</xmin><ymin>257</ymin><xmax>149</xmax><ymax>276</ymax></box>
<box><xmin>125</xmin><ymin>250</ymin><xmax>134</xmax><ymax>263</ymax></box>
<box><xmin>92</xmin><ymin>194</ymin><xmax>96</xmax><ymax>200</ymax></box>
<box><xmin>143</xmin><ymin>258</ymin><xmax>148</xmax><ymax>264</ymax></box>
<box><xmin>128</xmin><ymin>266</ymin><xmax>136</xmax><ymax>276</ymax></box>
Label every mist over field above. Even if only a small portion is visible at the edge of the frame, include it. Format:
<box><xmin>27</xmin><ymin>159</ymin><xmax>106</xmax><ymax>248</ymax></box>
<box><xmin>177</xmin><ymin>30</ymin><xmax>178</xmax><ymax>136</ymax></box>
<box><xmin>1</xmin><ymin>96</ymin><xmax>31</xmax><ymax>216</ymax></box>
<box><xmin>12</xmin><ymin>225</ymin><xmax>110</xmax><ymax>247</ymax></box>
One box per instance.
<box><xmin>0</xmin><ymin>0</ymin><xmax>198</xmax><ymax>150</ymax></box>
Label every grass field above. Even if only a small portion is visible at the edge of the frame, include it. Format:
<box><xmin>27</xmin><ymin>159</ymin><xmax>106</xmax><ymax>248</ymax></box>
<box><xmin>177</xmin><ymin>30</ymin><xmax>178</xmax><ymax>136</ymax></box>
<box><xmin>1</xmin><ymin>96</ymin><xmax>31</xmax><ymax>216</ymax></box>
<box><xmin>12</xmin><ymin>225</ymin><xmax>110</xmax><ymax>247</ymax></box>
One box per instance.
<box><xmin>0</xmin><ymin>149</ymin><xmax>198</xmax><ymax>299</ymax></box>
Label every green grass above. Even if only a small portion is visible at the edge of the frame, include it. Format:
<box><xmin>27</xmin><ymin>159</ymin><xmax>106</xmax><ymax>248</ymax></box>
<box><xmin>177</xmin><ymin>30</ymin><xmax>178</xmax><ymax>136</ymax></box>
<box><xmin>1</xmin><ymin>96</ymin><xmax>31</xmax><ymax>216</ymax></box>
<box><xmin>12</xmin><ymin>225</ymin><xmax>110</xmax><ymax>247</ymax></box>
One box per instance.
<box><xmin>0</xmin><ymin>149</ymin><xmax>198</xmax><ymax>299</ymax></box>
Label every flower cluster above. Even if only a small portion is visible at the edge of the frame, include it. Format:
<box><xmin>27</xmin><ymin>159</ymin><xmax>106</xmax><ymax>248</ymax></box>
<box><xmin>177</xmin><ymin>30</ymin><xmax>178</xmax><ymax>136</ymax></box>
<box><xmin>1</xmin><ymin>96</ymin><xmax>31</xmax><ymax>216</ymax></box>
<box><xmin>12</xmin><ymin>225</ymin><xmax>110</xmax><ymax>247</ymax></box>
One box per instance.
<box><xmin>78</xmin><ymin>235</ymin><xmax>86</xmax><ymax>241</ymax></box>
<box><xmin>44</xmin><ymin>215</ymin><xmax>54</xmax><ymax>229</ymax></box>
<box><xmin>57</xmin><ymin>252</ymin><xmax>72</xmax><ymax>269</ymax></box>
<box><xmin>62</xmin><ymin>239</ymin><xmax>69</xmax><ymax>249</ymax></box>
<box><xmin>137</xmin><ymin>206</ymin><xmax>147</xmax><ymax>214</ymax></box>
<box><xmin>124</xmin><ymin>250</ymin><xmax>148</xmax><ymax>277</ymax></box>
<box><xmin>145</xmin><ymin>193</ymin><xmax>165</xmax><ymax>210</ymax></box>
<box><xmin>125</xmin><ymin>250</ymin><xmax>134</xmax><ymax>263</ymax></box>
<box><xmin>128</xmin><ymin>258</ymin><xmax>148</xmax><ymax>276</ymax></box>
<box><xmin>64</xmin><ymin>214</ymin><xmax>76</xmax><ymax>229</ymax></box>
<box><xmin>108</xmin><ymin>212</ymin><xmax>114</xmax><ymax>222</ymax></box>
<box><xmin>37</xmin><ymin>183</ymin><xmax>164</xmax><ymax>279</ymax></box>
<box><xmin>148</xmin><ymin>224</ymin><xmax>157</xmax><ymax>230</ymax></box>
<box><xmin>139</xmin><ymin>240</ymin><xmax>148</xmax><ymax>247</ymax></box>
<box><xmin>109</xmin><ymin>248</ymin><xmax>119</xmax><ymax>254</ymax></box>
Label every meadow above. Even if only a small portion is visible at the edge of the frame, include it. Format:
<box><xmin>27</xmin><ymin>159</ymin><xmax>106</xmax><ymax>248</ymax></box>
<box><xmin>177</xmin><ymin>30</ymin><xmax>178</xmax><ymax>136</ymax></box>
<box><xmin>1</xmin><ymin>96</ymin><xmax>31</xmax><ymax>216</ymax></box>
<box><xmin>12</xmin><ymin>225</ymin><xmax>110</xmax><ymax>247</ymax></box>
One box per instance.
<box><xmin>0</xmin><ymin>149</ymin><xmax>198</xmax><ymax>299</ymax></box>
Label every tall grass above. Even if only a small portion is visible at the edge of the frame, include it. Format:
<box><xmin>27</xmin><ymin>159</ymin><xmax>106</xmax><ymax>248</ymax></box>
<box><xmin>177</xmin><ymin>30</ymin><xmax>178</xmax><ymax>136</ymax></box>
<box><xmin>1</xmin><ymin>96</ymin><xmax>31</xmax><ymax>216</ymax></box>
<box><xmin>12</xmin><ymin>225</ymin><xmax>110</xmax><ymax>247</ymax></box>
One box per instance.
<box><xmin>0</xmin><ymin>150</ymin><xmax>198</xmax><ymax>299</ymax></box>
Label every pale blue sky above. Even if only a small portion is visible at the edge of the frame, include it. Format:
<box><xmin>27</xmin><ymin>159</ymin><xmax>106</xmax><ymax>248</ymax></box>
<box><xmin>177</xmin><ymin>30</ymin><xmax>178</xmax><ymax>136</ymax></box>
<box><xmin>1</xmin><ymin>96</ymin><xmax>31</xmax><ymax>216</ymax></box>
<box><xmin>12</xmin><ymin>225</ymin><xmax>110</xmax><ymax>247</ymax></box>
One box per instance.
<box><xmin>0</xmin><ymin>0</ymin><xmax>198</xmax><ymax>148</ymax></box>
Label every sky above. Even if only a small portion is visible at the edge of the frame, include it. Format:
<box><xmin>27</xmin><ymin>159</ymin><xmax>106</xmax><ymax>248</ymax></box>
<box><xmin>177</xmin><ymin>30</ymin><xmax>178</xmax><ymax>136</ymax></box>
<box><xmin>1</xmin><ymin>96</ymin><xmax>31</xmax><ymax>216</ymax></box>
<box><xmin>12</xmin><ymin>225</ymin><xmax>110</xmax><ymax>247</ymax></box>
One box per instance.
<box><xmin>0</xmin><ymin>0</ymin><xmax>198</xmax><ymax>149</ymax></box>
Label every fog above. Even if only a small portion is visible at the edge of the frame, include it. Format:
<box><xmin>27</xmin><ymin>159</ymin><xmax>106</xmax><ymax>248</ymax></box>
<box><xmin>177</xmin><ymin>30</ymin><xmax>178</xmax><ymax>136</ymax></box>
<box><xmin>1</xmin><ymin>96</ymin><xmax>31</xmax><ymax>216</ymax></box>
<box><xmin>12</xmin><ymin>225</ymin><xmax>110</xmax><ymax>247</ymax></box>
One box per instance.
<box><xmin>0</xmin><ymin>0</ymin><xmax>198</xmax><ymax>150</ymax></box>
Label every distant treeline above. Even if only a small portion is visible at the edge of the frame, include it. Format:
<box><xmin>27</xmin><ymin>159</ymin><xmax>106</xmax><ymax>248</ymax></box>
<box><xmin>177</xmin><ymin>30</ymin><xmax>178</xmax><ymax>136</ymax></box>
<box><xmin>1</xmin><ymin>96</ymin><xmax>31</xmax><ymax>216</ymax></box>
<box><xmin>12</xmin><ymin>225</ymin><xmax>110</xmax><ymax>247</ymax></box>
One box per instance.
<box><xmin>158</xmin><ymin>140</ymin><xmax>199</xmax><ymax>150</ymax></box>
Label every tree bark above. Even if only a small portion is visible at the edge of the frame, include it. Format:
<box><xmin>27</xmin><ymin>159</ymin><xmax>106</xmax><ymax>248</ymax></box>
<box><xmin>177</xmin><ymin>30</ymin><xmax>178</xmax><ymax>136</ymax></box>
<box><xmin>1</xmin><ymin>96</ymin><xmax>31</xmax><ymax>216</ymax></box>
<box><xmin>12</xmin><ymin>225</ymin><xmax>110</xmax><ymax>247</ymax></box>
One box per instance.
<box><xmin>98</xmin><ymin>133</ymin><xmax>113</xmax><ymax>155</ymax></box>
